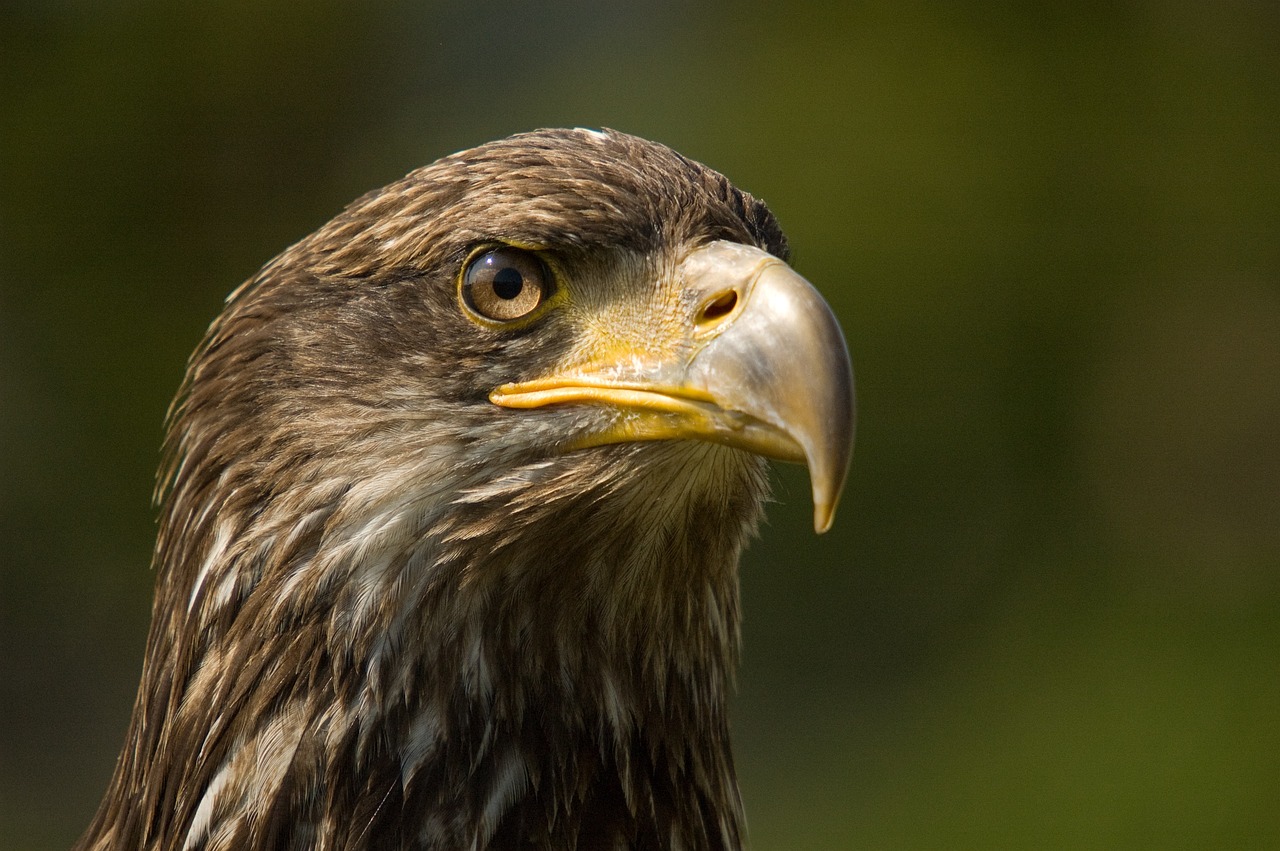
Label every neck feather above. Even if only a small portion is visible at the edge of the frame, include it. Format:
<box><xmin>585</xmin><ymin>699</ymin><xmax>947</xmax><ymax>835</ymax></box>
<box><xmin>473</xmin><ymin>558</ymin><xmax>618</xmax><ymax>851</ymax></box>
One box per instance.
<box><xmin>82</xmin><ymin>441</ymin><xmax>767</xmax><ymax>851</ymax></box>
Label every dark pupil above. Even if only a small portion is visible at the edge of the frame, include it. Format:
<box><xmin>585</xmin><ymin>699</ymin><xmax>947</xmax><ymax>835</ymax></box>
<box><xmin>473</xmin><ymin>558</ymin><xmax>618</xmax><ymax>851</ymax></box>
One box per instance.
<box><xmin>491</xmin><ymin>267</ymin><xmax>524</xmax><ymax>300</ymax></box>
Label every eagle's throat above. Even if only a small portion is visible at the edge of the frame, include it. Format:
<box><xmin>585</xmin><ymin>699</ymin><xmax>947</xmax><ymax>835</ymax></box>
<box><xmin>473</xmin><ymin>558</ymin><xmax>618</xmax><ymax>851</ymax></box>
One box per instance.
<box><xmin>360</xmin><ymin>442</ymin><xmax>765</xmax><ymax>848</ymax></box>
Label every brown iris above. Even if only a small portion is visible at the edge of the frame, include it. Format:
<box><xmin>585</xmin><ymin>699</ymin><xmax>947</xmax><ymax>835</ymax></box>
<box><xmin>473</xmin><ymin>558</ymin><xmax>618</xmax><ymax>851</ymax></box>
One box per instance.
<box><xmin>462</xmin><ymin>247</ymin><xmax>549</xmax><ymax>322</ymax></box>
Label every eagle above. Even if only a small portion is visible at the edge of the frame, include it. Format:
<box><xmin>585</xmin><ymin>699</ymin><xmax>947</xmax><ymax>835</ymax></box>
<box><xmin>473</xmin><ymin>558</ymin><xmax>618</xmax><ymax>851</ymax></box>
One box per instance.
<box><xmin>76</xmin><ymin>128</ymin><xmax>854</xmax><ymax>851</ymax></box>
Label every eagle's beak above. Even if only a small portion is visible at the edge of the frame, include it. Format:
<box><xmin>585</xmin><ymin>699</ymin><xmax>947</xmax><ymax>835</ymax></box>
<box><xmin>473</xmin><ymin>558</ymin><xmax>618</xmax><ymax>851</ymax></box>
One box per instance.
<box><xmin>490</xmin><ymin>241</ymin><xmax>856</xmax><ymax>533</ymax></box>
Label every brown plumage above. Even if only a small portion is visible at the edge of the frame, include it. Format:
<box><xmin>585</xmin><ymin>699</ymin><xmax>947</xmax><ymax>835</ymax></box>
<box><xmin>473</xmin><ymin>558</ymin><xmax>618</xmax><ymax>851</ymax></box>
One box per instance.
<box><xmin>77</xmin><ymin>128</ymin><xmax>854</xmax><ymax>850</ymax></box>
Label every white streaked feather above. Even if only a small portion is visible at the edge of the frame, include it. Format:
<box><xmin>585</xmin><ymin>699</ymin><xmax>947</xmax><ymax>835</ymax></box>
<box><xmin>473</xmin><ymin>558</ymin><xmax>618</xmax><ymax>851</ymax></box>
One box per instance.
<box><xmin>183</xmin><ymin>703</ymin><xmax>308</xmax><ymax>850</ymax></box>
<box><xmin>188</xmin><ymin>520</ymin><xmax>233</xmax><ymax>613</ymax></box>
<box><xmin>183</xmin><ymin>756</ymin><xmax>235</xmax><ymax>850</ymax></box>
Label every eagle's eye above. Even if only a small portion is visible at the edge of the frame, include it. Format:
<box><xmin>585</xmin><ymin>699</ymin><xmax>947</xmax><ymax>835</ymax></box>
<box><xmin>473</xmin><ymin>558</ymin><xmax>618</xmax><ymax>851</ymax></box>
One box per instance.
<box><xmin>461</xmin><ymin>247</ymin><xmax>550</xmax><ymax>322</ymax></box>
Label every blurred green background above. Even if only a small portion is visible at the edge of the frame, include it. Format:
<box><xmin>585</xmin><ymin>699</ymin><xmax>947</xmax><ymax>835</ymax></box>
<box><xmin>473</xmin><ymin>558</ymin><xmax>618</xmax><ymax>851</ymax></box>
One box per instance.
<box><xmin>2</xmin><ymin>2</ymin><xmax>1277</xmax><ymax>848</ymax></box>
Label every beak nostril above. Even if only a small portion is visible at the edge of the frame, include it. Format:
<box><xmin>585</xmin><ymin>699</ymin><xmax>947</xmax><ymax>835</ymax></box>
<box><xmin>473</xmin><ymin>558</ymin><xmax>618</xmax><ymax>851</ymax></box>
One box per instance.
<box><xmin>698</xmin><ymin>290</ymin><xmax>738</xmax><ymax>326</ymax></box>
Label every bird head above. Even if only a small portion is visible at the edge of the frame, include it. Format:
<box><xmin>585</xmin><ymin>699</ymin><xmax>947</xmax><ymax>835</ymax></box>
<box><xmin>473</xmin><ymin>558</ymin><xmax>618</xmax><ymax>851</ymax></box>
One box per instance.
<box><xmin>159</xmin><ymin>129</ymin><xmax>854</xmax><ymax>642</ymax></box>
<box><xmin>85</xmin><ymin>128</ymin><xmax>854</xmax><ymax>851</ymax></box>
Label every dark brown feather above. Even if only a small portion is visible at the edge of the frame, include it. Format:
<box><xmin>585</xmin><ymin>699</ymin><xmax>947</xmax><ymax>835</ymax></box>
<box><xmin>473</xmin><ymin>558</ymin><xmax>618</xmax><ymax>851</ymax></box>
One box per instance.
<box><xmin>77</xmin><ymin>129</ymin><xmax>789</xmax><ymax>850</ymax></box>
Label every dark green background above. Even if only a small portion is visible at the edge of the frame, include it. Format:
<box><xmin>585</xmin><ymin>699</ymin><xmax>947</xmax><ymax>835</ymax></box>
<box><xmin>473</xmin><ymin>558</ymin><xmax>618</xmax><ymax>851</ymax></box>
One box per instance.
<box><xmin>3</xmin><ymin>2</ymin><xmax>1277</xmax><ymax>848</ymax></box>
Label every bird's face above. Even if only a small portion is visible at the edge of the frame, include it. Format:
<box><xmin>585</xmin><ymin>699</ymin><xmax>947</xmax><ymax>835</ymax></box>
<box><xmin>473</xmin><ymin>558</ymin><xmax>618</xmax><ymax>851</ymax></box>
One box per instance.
<box><xmin>220</xmin><ymin>130</ymin><xmax>854</xmax><ymax>536</ymax></box>
<box><xmin>166</xmin><ymin>129</ymin><xmax>853</xmax><ymax>633</ymax></box>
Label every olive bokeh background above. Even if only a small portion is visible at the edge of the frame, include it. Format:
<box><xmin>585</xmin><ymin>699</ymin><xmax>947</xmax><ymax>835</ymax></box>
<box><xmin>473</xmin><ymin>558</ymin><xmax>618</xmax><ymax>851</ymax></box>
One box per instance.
<box><xmin>3</xmin><ymin>2</ymin><xmax>1277</xmax><ymax>848</ymax></box>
